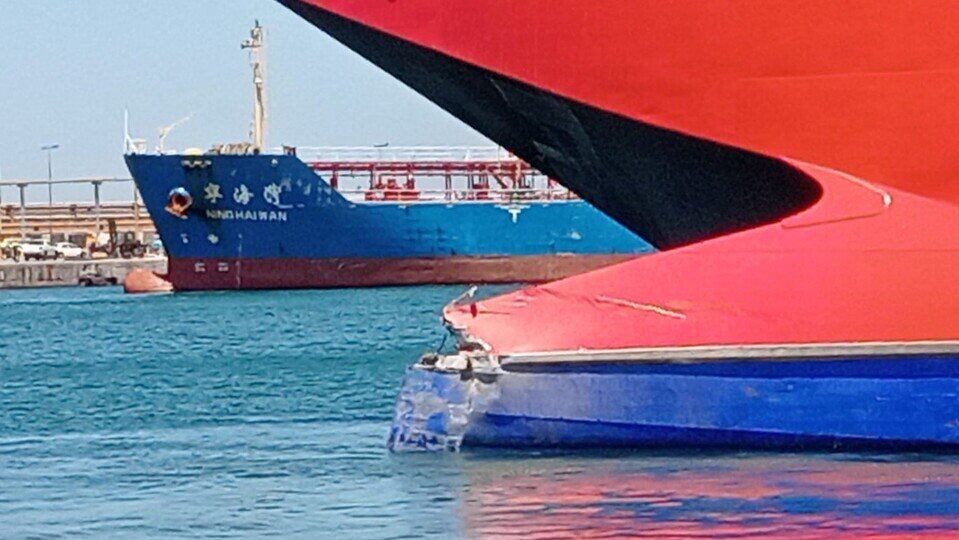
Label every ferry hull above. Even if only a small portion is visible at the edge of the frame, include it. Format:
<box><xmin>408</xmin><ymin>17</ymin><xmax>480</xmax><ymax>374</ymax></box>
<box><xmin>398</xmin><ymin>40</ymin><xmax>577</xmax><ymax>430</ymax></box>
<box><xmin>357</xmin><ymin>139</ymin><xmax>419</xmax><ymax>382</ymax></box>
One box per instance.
<box><xmin>167</xmin><ymin>253</ymin><xmax>635</xmax><ymax>290</ymax></box>
<box><xmin>391</xmin><ymin>354</ymin><xmax>959</xmax><ymax>451</ymax></box>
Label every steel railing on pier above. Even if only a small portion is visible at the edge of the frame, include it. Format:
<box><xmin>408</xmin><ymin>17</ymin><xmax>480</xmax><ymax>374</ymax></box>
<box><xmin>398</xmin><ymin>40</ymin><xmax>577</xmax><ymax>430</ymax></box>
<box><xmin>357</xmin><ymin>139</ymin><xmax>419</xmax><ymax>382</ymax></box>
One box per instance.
<box><xmin>0</xmin><ymin>177</ymin><xmax>152</xmax><ymax>240</ymax></box>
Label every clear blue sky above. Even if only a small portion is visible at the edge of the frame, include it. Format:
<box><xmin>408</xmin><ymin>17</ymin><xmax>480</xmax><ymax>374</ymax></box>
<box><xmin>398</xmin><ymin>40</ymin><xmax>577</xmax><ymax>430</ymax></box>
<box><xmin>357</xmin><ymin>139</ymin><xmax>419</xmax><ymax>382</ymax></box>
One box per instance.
<box><xmin>0</xmin><ymin>1</ymin><xmax>489</xmax><ymax>200</ymax></box>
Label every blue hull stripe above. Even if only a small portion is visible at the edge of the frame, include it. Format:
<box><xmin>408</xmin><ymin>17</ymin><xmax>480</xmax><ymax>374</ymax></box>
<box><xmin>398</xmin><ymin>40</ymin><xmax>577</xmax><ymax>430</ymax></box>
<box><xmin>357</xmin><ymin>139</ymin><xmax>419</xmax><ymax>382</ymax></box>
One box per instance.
<box><xmin>470</xmin><ymin>415</ymin><xmax>959</xmax><ymax>451</ymax></box>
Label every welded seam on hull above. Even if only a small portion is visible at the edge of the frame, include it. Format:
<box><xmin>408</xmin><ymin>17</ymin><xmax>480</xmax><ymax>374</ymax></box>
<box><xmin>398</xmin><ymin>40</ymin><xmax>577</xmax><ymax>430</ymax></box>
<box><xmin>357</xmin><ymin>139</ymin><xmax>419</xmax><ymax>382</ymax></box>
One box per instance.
<box><xmin>499</xmin><ymin>340</ymin><xmax>959</xmax><ymax>366</ymax></box>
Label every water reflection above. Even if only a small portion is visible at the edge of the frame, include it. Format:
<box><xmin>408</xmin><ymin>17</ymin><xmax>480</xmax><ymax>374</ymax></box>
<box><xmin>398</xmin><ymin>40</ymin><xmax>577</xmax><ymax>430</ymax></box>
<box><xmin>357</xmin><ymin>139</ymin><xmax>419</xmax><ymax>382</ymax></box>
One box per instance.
<box><xmin>452</xmin><ymin>452</ymin><xmax>959</xmax><ymax>538</ymax></box>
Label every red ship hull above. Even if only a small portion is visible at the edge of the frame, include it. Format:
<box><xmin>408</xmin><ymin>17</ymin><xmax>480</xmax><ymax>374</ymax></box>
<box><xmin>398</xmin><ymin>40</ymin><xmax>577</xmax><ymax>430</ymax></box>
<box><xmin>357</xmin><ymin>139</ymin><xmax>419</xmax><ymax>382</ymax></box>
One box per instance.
<box><xmin>281</xmin><ymin>0</ymin><xmax>959</xmax><ymax>352</ymax></box>
<box><xmin>282</xmin><ymin>0</ymin><xmax>959</xmax><ymax>203</ymax></box>
<box><xmin>445</xmin><ymin>160</ymin><xmax>959</xmax><ymax>354</ymax></box>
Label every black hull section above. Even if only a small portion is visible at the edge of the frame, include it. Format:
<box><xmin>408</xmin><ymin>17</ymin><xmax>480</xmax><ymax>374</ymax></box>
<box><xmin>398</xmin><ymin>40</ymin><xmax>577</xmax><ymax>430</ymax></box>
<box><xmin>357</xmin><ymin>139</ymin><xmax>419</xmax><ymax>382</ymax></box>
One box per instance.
<box><xmin>280</xmin><ymin>1</ymin><xmax>822</xmax><ymax>249</ymax></box>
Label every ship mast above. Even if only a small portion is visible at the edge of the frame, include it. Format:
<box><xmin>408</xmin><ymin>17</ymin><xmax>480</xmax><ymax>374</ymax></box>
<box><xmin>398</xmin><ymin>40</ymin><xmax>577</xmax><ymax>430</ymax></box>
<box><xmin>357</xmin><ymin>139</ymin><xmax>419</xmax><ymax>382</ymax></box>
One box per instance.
<box><xmin>242</xmin><ymin>21</ymin><xmax>266</xmax><ymax>153</ymax></box>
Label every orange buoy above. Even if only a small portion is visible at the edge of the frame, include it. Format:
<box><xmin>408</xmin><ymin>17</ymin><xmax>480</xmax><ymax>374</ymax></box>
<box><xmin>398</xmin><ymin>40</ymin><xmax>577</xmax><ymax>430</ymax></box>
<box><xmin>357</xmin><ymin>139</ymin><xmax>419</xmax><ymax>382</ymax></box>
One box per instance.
<box><xmin>123</xmin><ymin>268</ymin><xmax>174</xmax><ymax>294</ymax></box>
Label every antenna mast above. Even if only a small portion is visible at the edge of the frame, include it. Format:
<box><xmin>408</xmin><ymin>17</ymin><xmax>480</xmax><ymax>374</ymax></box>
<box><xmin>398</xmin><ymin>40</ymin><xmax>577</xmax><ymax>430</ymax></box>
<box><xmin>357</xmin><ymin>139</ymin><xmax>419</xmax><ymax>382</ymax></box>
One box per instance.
<box><xmin>242</xmin><ymin>21</ymin><xmax>266</xmax><ymax>153</ymax></box>
<box><xmin>124</xmin><ymin>109</ymin><xmax>131</xmax><ymax>154</ymax></box>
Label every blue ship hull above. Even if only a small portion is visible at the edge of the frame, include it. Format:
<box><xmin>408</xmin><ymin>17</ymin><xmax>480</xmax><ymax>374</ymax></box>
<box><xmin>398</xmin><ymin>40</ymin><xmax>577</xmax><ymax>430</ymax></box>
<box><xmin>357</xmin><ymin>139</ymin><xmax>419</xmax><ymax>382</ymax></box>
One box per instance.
<box><xmin>389</xmin><ymin>351</ymin><xmax>959</xmax><ymax>451</ymax></box>
<box><xmin>125</xmin><ymin>154</ymin><xmax>652</xmax><ymax>289</ymax></box>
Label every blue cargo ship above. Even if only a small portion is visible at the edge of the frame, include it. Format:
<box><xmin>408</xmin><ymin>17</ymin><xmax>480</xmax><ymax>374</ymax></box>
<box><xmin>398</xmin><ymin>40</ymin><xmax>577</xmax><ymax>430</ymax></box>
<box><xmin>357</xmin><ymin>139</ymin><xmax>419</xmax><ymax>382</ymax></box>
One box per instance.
<box><xmin>125</xmin><ymin>147</ymin><xmax>651</xmax><ymax>290</ymax></box>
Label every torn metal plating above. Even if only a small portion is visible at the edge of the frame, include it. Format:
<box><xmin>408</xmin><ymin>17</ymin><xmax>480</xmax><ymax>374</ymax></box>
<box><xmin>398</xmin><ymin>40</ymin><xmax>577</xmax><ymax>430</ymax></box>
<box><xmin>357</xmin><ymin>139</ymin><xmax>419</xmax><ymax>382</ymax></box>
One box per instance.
<box><xmin>421</xmin><ymin>320</ymin><xmax>499</xmax><ymax>379</ymax></box>
<box><xmin>387</xmin><ymin>337</ymin><xmax>497</xmax><ymax>453</ymax></box>
<box><xmin>386</xmin><ymin>291</ymin><xmax>504</xmax><ymax>452</ymax></box>
<box><xmin>430</xmin><ymin>286</ymin><xmax>501</xmax><ymax>376</ymax></box>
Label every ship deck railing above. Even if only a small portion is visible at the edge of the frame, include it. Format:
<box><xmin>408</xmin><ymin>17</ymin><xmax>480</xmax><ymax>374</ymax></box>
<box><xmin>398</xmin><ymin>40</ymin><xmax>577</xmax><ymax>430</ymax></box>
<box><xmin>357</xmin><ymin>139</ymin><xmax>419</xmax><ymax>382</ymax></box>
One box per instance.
<box><xmin>296</xmin><ymin>146</ymin><xmax>570</xmax><ymax>201</ymax></box>
<box><xmin>291</xmin><ymin>146</ymin><xmax>514</xmax><ymax>163</ymax></box>
<box><xmin>336</xmin><ymin>187</ymin><xmax>578</xmax><ymax>204</ymax></box>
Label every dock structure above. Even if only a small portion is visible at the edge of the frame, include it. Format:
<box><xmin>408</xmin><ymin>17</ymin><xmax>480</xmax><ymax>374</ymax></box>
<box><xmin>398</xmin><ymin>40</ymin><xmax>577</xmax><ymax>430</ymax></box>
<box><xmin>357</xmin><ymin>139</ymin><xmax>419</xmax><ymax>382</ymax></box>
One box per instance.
<box><xmin>0</xmin><ymin>257</ymin><xmax>166</xmax><ymax>289</ymax></box>
<box><xmin>0</xmin><ymin>177</ymin><xmax>155</xmax><ymax>241</ymax></box>
<box><xmin>0</xmin><ymin>176</ymin><xmax>162</xmax><ymax>289</ymax></box>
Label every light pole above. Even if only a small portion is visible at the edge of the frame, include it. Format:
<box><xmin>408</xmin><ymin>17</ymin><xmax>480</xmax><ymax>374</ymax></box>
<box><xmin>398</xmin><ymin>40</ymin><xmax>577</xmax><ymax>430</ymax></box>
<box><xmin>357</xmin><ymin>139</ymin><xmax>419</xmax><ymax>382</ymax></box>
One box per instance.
<box><xmin>41</xmin><ymin>144</ymin><xmax>59</xmax><ymax>240</ymax></box>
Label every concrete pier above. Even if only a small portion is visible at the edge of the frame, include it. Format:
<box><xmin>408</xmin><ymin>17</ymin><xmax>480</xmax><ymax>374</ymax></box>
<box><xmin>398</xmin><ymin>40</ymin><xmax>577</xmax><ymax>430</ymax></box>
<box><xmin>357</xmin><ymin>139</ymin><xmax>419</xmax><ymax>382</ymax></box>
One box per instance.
<box><xmin>0</xmin><ymin>258</ymin><xmax>167</xmax><ymax>289</ymax></box>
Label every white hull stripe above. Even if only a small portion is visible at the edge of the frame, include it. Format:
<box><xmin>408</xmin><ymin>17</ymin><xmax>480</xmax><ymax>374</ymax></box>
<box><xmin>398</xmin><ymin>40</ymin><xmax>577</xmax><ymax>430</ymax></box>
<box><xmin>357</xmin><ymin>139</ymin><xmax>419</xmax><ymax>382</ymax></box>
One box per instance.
<box><xmin>499</xmin><ymin>340</ymin><xmax>959</xmax><ymax>366</ymax></box>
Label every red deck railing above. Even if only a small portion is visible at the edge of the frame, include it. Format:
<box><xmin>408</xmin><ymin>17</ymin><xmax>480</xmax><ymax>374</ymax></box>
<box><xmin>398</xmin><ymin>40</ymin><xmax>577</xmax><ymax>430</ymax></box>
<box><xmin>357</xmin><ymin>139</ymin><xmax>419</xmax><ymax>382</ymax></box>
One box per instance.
<box><xmin>297</xmin><ymin>146</ymin><xmax>577</xmax><ymax>203</ymax></box>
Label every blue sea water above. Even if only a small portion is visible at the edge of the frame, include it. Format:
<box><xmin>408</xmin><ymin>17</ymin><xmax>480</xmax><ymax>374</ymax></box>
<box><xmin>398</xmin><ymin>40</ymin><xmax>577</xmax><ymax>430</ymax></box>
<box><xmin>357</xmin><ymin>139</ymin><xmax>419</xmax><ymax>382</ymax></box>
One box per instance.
<box><xmin>2</xmin><ymin>286</ymin><xmax>959</xmax><ymax>538</ymax></box>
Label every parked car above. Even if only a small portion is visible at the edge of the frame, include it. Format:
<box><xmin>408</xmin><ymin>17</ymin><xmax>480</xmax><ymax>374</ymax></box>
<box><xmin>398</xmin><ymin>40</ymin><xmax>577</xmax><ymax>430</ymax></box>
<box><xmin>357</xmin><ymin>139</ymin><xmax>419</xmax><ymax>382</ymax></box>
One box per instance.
<box><xmin>16</xmin><ymin>239</ymin><xmax>58</xmax><ymax>261</ymax></box>
<box><xmin>54</xmin><ymin>242</ymin><xmax>86</xmax><ymax>259</ymax></box>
